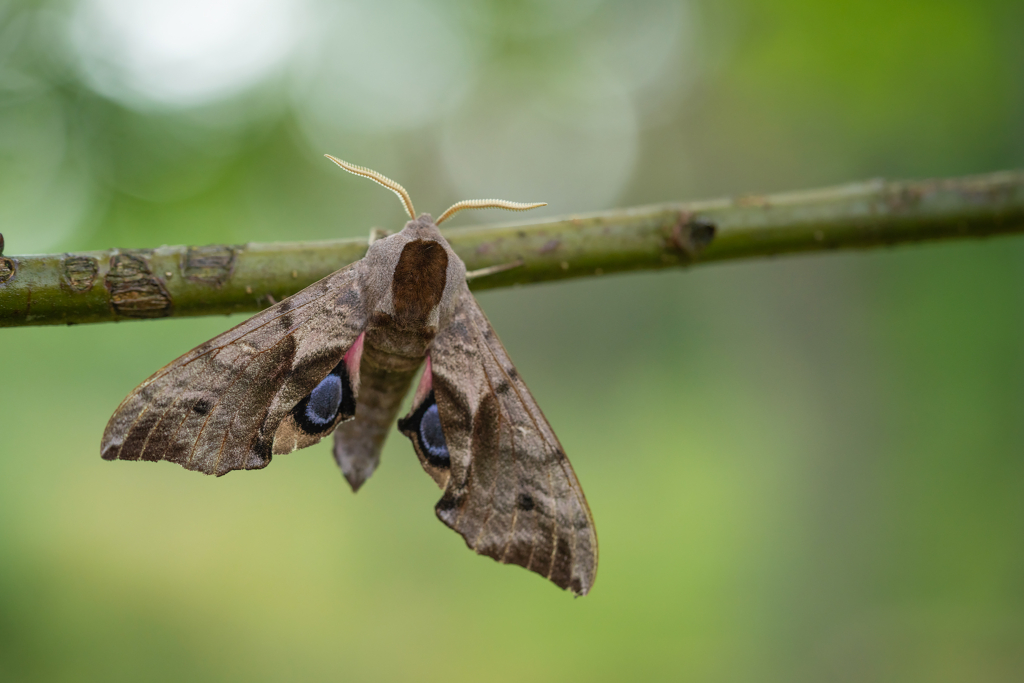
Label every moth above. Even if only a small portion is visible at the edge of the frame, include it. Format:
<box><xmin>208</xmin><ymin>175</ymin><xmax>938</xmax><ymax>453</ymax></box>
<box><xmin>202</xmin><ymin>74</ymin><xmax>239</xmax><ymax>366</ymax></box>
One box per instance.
<box><xmin>101</xmin><ymin>157</ymin><xmax>598</xmax><ymax>596</ymax></box>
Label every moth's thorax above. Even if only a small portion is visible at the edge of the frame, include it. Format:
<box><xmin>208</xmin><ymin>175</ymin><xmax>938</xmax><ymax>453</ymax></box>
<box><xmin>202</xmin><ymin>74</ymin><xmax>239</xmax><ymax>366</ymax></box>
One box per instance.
<box><xmin>359</xmin><ymin>214</ymin><xmax>466</xmax><ymax>363</ymax></box>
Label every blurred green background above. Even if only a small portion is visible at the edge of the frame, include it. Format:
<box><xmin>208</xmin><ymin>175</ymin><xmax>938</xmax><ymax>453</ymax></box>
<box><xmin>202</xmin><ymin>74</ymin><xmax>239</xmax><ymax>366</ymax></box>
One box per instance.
<box><xmin>2</xmin><ymin>0</ymin><xmax>1024</xmax><ymax>680</ymax></box>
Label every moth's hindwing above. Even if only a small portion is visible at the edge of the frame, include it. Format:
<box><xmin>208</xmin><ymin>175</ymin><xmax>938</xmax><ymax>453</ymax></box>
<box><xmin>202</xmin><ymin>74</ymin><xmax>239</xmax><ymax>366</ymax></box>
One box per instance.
<box><xmin>101</xmin><ymin>262</ymin><xmax>369</xmax><ymax>476</ymax></box>
<box><xmin>399</xmin><ymin>356</ymin><xmax>451</xmax><ymax>489</ymax></box>
<box><xmin>273</xmin><ymin>334</ymin><xmax>362</xmax><ymax>456</ymax></box>
<box><xmin>401</xmin><ymin>284</ymin><xmax>598</xmax><ymax>596</ymax></box>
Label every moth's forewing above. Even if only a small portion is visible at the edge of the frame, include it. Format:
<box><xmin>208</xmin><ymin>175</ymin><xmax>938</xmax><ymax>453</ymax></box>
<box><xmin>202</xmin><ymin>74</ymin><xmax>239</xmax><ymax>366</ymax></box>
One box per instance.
<box><xmin>402</xmin><ymin>284</ymin><xmax>598</xmax><ymax>596</ymax></box>
<box><xmin>101</xmin><ymin>261</ymin><xmax>369</xmax><ymax>476</ymax></box>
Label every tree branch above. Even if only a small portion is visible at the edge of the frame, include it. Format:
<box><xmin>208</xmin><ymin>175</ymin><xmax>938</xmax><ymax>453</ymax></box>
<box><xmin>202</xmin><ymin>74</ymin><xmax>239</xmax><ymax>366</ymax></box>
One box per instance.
<box><xmin>1</xmin><ymin>170</ymin><xmax>1022</xmax><ymax>327</ymax></box>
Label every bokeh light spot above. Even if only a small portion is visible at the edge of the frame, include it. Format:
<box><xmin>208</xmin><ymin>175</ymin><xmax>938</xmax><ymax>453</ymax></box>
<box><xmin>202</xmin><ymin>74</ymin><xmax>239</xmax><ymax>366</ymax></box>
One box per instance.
<box><xmin>70</xmin><ymin>0</ymin><xmax>301</xmax><ymax>108</ymax></box>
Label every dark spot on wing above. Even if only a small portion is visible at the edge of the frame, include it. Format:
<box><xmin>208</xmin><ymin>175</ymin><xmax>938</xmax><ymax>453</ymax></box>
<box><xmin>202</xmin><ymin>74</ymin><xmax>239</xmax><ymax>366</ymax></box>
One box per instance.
<box><xmin>192</xmin><ymin>399</ymin><xmax>212</xmax><ymax>415</ymax></box>
<box><xmin>574</xmin><ymin>511</ymin><xmax>591</xmax><ymax>529</ymax></box>
<box><xmin>495</xmin><ymin>379</ymin><xmax>511</xmax><ymax>395</ymax></box>
<box><xmin>435</xmin><ymin>492</ymin><xmax>462</xmax><ymax>519</ymax></box>
<box><xmin>549</xmin><ymin>534</ymin><xmax>573</xmax><ymax>589</ymax></box>
<box><xmin>516</xmin><ymin>493</ymin><xmax>535</xmax><ymax>511</ymax></box>
<box><xmin>252</xmin><ymin>436</ymin><xmax>273</xmax><ymax>462</ymax></box>
<box><xmin>506</xmin><ymin>366</ymin><xmax>519</xmax><ymax>381</ymax></box>
<box><xmin>336</xmin><ymin>284</ymin><xmax>361</xmax><ymax>307</ymax></box>
<box><xmin>278</xmin><ymin>313</ymin><xmax>294</xmax><ymax>332</ymax></box>
<box><xmin>392</xmin><ymin>239</ymin><xmax>448</xmax><ymax>327</ymax></box>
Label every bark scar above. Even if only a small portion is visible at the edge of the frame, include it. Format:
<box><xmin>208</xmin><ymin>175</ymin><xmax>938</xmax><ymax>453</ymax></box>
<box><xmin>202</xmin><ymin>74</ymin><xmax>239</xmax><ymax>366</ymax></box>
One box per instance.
<box><xmin>668</xmin><ymin>211</ymin><xmax>717</xmax><ymax>260</ymax></box>
<box><xmin>182</xmin><ymin>244</ymin><xmax>236</xmax><ymax>286</ymax></box>
<box><xmin>106</xmin><ymin>250</ymin><xmax>172</xmax><ymax>318</ymax></box>
<box><xmin>62</xmin><ymin>255</ymin><xmax>99</xmax><ymax>292</ymax></box>
<box><xmin>0</xmin><ymin>257</ymin><xmax>14</xmax><ymax>285</ymax></box>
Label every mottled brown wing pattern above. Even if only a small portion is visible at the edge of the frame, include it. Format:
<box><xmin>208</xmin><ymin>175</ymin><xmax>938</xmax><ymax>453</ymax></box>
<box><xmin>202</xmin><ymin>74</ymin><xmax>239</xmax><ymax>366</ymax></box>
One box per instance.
<box><xmin>101</xmin><ymin>262</ymin><xmax>368</xmax><ymax>476</ymax></box>
<box><xmin>412</xmin><ymin>284</ymin><xmax>598</xmax><ymax>595</ymax></box>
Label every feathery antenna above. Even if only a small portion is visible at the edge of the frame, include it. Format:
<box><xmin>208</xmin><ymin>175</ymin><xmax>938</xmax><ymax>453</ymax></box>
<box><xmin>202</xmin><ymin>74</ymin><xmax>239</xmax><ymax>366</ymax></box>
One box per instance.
<box><xmin>436</xmin><ymin>199</ymin><xmax>547</xmax><ymax>226</ymax></box>
<box><xmin>325</xmin><ymin>155</ymin><xmax>416</xmax><ymax>219</ymax></box>
<box><xmin>325</xmin><ymin>155</ymin><xmax>546</xmax><ymax>226</ymax></box>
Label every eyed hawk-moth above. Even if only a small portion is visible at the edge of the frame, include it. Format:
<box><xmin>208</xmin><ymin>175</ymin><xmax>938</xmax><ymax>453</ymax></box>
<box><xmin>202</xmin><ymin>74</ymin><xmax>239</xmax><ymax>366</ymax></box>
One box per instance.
<box><xmin>101</xmin><ymin>157</ymin><xmax>598</xmax><ymax>596</ymax></box>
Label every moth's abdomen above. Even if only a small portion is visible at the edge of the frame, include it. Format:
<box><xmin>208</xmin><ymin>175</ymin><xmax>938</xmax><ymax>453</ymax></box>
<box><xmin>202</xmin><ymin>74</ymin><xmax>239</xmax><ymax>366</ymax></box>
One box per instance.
<box><xmin>332</xmin><ymin>349</ymin><xmax>421</xmax><ymax>491</ymax></box>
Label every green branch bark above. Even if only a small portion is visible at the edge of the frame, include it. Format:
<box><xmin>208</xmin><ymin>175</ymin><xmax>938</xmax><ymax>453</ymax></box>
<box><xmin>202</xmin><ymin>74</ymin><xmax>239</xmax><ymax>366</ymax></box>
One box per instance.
<box><xmin>2</xmin><ymin>170</ymin><xmax>1023</xmax><ymax>327</ymax></box>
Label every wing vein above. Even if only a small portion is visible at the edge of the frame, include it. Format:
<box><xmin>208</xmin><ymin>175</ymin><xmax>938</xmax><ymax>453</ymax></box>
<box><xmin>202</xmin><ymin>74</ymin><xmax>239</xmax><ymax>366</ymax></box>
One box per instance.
<box><xmin>466</xmin><ymin>304</ymin><xmax>543</xmax><ymax>569</ymax></box>
<box><xmin>463</xmin><ymin>292</ymin><xmax>560</xmax><ymax>581</ymax></box>
<box><xmin>193</xmin><ymin>316</ymin><xmax>309</xmax><ymax>468</ymax></box>
<box><xmin>113</xmin><ymin>278</ymin><xmax>343</xmax><ymax>462</ymax></box>
<box><xmin>468</xmin><ymin>347</ymin><xmax>504</xmax><ymax>551</ymax></box>
<box><xmin>500</xmin><ymin>402</ymin><xmax>520</xmax><ymax>564</ymax></box>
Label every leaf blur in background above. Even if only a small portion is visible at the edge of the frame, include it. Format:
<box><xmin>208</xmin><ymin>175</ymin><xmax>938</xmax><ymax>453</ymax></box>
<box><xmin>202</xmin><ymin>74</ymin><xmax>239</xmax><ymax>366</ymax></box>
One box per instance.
<box><xmin>2</xmin><ymin>0</ymin><xmax>1024</xmax><ymax>680</ymax></box>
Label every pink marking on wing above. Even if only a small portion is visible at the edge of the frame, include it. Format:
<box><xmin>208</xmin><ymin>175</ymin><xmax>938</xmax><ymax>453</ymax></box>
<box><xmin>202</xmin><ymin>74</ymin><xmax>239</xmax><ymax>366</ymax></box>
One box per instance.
<box><xmin>411</xmin><ymin>355</ymin><xmax>433</xmax><ymax>407</ymax></box>
<box><xmin>344</xmin><ymin>332</ymin><xmax>365</xmax><ymax>379</ymax></box>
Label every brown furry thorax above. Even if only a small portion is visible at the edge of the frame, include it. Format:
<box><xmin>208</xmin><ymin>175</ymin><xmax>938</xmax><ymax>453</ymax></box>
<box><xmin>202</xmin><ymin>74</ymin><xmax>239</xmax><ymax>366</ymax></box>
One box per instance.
<box><xmin>359</xmin><ymin>214</ymin><xmax>467</xmax><ymax>359</ymax></box>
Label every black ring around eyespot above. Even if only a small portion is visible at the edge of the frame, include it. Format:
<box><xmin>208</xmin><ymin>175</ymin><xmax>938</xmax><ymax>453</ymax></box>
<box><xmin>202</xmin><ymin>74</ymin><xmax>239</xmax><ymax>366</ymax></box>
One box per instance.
<box><xmin>291</xmin><ymin>359</ymin><xmax>356</xmax><ymax>435</ymax></box>
<box><xmin>398</xmin><ymin>390</ymin><xmax>450</xmax><ymax>469</ymax></box>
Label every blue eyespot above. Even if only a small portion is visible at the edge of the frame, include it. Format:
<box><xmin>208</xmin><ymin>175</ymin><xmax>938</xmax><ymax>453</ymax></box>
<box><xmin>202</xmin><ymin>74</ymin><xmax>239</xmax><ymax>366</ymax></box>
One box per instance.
<box><xmin>419</xmin><ymin>402</ymin><xmax>449</xmax><ymax>461</ymax></box>
<box><xmin>305</xmin><ymin>374</ymin><xmax>343</xmax><ymax>426</ymax></box>
<box><xmin>291</xmin><ymin>359</ymin><xmax>355</xmax><ymax>436</ymax></box>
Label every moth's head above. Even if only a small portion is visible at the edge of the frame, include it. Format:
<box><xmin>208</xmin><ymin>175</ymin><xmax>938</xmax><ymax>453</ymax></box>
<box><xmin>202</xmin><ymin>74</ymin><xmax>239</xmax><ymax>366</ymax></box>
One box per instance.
<box><xmin>324</xmin><ymin>155</ymin><xmax>547</xmax><ymax>329</ymax></box>
<box><xmin>401</xmin><ymin>213</ymin><xmax>441</xmax><ymax>239</ymax></box>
